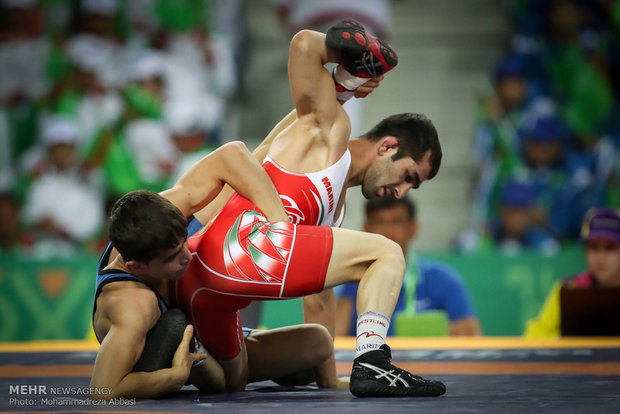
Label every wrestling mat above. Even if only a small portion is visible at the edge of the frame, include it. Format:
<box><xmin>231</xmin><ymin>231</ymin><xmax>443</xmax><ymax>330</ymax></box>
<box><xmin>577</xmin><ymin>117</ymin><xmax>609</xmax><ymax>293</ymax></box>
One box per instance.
<box><xmin>1</xmin><ymin>337</ymin><xmax>619</xmax><ymax>413</ymax></box>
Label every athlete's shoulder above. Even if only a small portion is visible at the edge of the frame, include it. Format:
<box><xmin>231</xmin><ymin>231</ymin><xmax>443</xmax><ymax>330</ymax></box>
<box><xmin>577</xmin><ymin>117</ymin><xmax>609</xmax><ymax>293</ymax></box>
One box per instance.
<box><xmin>99</xmin><ymin>281</ymin><xmax>160</xmax><ymax>321</ymax></box>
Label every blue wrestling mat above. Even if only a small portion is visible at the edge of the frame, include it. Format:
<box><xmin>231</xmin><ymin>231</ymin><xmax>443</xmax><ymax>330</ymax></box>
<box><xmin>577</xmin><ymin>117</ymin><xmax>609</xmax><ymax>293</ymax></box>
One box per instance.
<box><xmin>1</xmin><ymin>337</ymin><xmax>620</xmax><ymax>413</ymax></box>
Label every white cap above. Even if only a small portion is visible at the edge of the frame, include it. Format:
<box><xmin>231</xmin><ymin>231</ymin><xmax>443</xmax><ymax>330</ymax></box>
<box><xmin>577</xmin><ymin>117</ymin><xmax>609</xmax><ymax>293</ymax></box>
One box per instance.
<box><xmin>41</xmin><ymin>116</ymin><xmax>80</xmax><ymax>147</ymax></box>
<box><xmin>81</xmin><ymin>0</ymin><xmax>117</xmax><ymax>16</ymax></box>
<box><xmin>129</xmin><ymin>52</ymin><xmax>165</xmax><ymax>82</ymax></box>
<box><xmin>65</xmin><ymin>34</ymin><xmax>107</xmax><ymax>72</ymax></box>
<box><xmin>164</xmin><ymin>99</ymin><xmax>205</xmax><ymax>135</ymax></box>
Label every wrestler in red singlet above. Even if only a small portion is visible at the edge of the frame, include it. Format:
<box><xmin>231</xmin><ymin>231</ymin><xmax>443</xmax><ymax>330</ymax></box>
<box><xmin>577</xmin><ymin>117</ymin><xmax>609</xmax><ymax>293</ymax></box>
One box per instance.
<box><xmin>172</xmin><ymin>151</ymin><xmax>351</xmax><ymax>359</ymax></box>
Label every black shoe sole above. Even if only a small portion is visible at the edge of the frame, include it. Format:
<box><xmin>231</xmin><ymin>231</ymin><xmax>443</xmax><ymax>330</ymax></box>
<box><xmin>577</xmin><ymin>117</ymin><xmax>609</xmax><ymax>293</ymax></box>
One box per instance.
<box><xmin>350</xmin><ymin>379</ymin><xmax>446</xmax><ymax>398</ymax></box>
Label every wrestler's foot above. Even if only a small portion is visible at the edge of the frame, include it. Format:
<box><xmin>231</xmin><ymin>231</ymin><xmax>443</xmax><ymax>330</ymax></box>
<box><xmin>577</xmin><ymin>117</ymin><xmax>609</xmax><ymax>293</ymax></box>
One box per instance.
<box><xmin>326</xmin><ymin>20</ymin><xmax>397</xmax><ymax>78</ymax></box>
<box><xmin>349</xmin><ymin>344</ymin><xmax>446</xmax><ymax>397</ymax></box>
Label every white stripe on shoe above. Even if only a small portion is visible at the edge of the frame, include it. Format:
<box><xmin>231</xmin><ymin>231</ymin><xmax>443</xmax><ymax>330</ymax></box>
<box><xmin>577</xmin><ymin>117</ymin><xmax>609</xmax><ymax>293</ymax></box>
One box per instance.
<box><xmin>358</xmin><ymin>362</ymin><xmax>410</xmax><ymax>387</ymax></box>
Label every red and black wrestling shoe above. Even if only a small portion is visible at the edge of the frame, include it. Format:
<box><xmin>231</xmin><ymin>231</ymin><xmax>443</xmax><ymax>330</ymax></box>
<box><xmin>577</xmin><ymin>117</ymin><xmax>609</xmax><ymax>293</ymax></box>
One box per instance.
<box><xmin>326</xmin><ymin>20</ymin><xmax>398</xmax><ymax>79</ymax></box>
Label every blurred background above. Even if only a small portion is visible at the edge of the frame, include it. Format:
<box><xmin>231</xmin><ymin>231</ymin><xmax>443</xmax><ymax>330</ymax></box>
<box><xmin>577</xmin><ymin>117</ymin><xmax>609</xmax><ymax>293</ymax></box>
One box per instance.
<box><xmin>0</xmin><ymin>0</ymin><xmax>618</xmax><ymax>340</ymax></box>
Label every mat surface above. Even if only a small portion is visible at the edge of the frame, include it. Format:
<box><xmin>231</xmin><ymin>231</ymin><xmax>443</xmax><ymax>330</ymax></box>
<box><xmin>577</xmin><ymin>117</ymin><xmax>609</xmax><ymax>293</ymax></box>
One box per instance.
<box><xmin>1</xmin><ymin>337</ymin><xmax>619</xmax><ymax>413</ymax></box>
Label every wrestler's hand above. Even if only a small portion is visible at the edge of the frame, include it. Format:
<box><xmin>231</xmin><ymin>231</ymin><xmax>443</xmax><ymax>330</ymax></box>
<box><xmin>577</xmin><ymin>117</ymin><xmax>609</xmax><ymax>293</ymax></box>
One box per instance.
<box><xmin>171</xmin><ymin>325</ymin><xmax>207</xmax><ymax>384</ymax></box>
<box><xmin>353</xmin><ymin>75</ymin><xmax>384</xmax><ymax>99</ymax></box>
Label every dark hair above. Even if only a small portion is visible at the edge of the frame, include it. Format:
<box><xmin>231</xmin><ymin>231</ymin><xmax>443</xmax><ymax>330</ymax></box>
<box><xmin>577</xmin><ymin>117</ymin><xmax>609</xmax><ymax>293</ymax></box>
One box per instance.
<box><xmin>365</xmin><ymin>196</ymin><xmax>417</xmax><ymax>220</ymax></box>
<box><xmin>108</xmin><ymin>190</ymin><xmax>187</xmax><ymax>263</ymax></box>
<box><xmin>363</xmin><ymin>113</ymin><xmax>442</xmax><ymax>179</ymax></box>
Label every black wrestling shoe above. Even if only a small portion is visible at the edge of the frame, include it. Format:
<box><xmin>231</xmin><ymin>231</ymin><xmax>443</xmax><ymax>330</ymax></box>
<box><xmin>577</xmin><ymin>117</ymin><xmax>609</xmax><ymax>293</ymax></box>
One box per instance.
<box><xmin>349</xmin><ymin>344</ymin><xmax>446</xmax><ymax>397</ymax></box>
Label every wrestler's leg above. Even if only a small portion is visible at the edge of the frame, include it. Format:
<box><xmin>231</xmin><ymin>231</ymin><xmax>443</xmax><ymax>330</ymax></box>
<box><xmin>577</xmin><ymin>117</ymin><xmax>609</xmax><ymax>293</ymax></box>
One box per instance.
<box><xmin>321</xmin><ymin>227</ymin><xmax>446</xmax><ymax>397</ymax></box>
<box><xmin>245</xmin><ymin>324</ymin><xmax>332</xmax><ymax>383</ymax></box>
<box><xmin>323</xmin><ymin>227</ymin><xmax>405</xmax><ymax>317</ymax></box>
<box><xmin>188</xmin><ymin>289</ymin><xmax>250</xmax><ymax>392</ymax></box>
<box><xmin>188</xmin><ymin>357</ymin><xmax>226</xmax><ymax>394</ymax></box>
<box><xmin>215</xmin><ymin>342</ymin><xmax>249</xmax><ymax>392</ymax></box>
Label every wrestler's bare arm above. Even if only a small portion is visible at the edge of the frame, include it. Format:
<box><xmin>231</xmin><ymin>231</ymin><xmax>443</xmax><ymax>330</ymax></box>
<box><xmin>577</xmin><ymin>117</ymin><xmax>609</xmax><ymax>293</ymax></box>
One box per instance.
<box><xmin>288</xmin><ymin>31</ymin><xmax>342</xmax><ymax>120</ymax></box>
<box><xmin>193</xmin><ymin>110</ymin><xmax>300</xmax><ymax>225</ymax></box>
<box><xmin>192</xmin><ymin>74</ymin><xmax>383</xmax><ymax>225</ymax></box>
<box><xmin>256</xmin><ymin>72</ymin><xmax>380</xmax><ymax>162</ymax></box>
<box><xmin>90</xmin><ymin>288</ymin><xmax>204</xmax><ymax>399</ymax></box>
<box><xmin>268</xmin><ymin>30</ymin><xmax>351</xmax><ymax>167</ymax></box>
<box><xmin>161</xmin><ymin>141</ymin><xmax>289</xmax><ymax>223</ymax></box>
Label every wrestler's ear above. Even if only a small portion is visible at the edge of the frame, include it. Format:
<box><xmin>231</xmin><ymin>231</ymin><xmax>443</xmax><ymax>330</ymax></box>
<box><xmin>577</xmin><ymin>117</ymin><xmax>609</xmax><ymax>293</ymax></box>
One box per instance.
<box><xmin>378</xmin><ymin>136</ymin><xmax>399</xmax><ymax>155</ymax></box>
<box><xmin>126</xmin><ymin>260</ymin><xmax>147</xmax><ymax>275</ymax></box>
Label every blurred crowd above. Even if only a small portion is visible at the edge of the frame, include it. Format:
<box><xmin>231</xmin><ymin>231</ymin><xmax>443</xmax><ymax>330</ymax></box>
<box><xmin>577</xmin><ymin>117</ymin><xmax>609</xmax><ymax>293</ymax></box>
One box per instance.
<box><xmin>0</xmin><ymin>0</ymin><xmax>243</xmax><ymax>257</ymax></box>
<box><xmin>457</xmin><ymin>0</ymin><xmax>620</xmax><ymax>256</ymax></box>
<box><xmin>2</xmin><ymin>0</ymin><xmax>619</xmax><ymax>259</ymax></box>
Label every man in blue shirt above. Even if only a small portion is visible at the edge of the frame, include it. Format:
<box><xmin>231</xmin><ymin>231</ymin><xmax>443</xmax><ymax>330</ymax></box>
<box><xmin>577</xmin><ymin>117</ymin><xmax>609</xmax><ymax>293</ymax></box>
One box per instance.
<box><xmin>335</xmin><ymin>196</ymin><xmax>481</xmax><ymax>336</ymax></box>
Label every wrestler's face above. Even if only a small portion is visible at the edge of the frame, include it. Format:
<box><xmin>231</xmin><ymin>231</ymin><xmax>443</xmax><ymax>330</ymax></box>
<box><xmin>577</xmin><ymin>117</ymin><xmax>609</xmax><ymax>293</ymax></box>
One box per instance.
<box><xmin>146</xmin><ymin>238</ymin><xmax>193</xmax><ymax>280</ymax></box>
<box><xmin>362</xmin><ymin>150</ymin><xmax>433</xmax><ymax>200</ymax></box>
<box><xmin>586</xmin><ymin>238</ymin><xmax>620</xmax><ymax>287</ymax></box>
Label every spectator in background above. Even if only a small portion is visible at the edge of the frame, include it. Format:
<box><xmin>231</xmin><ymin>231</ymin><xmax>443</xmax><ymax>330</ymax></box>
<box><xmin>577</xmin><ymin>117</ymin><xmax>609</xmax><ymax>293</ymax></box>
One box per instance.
<box><xmin>82</xmin><ymin>52</ymin><xmax>171</xmax><ymax>201</ymax></box>
<box><xmin>155</xmin><ymin>0</ymin><xmax>238</xmax><ymax>106</ymax></box>
<box><xmin>22</xmin><ymin>115</ymin><xmax>104</xmax><ymax>257</ymax></box>
<box><xmin>507</xmin><ymin>0</ymin><xmax>615</xmax><ymax>141</ymax></box>
<box><xmin>472</xmin><ymin>53</ymin><xmax>538</xmax><ymax>176</ymax></box>
<box><xmin>0</xmin><ymin>0</ymin><xmax>50</xmax><ymax>104</ymax></box>
<box><xmin>541</xmin><ymin>0</ymin><xmax>614</xmax><ymax>147</ymax></box>
<box><xmin>463</xmin><ymin>111</ymin><xmax>607</xmax><ymax>253</ymax></box>
<box><xmin>164</xmin><ymin>97</ymin><xmax>220</xmax><ymax>185</ymax></box>
<box><xmin>122</xmin><ymin>52</ymin><xmax>177</xmax><ymax>193</ymax></box>
<box><xmin>525</xmin><ymin>207</ymin><xmax>620</xmax><ymax>337</ymax></box>
<box><xmin>488</xmin><ymin>177</ymin><xmax>559</xmax><ymax>256</ymax></box>
<box><xmin>460</xmin><ymin>0</ymin><xmax>619</xmax><ymax>253</ymax></box>
<box><xmin>335</xmin><ymin>196</ymin><xmax>481</xmax><ymax>337</ymax></box>
<box><xmin>0</xmin><ymin>189</ymin><xmax>33</xmax><ymax>254</ymax></box>
<box><xmin>48</xmin><ymin>31</ymin><xmax>124</xmax><ymax>154</ymax></box>
<box><xmin>518</xmin><ymin>114</ymin><xmax>602</xmax><ymax>241</ymax></box>
<box><xmin>457</xmin><ymin>54</ymin><xmax>543</xmax><ymax>252</ymax></box>
<box><xmin>0</xmin><ymin>0</ymin><xmax>49</xmax><ymax>165</ymax></box>
<box><xmin>64</xmin><ymin>0</ymin><xmax>126</xmax><ymax>90</ymax></box>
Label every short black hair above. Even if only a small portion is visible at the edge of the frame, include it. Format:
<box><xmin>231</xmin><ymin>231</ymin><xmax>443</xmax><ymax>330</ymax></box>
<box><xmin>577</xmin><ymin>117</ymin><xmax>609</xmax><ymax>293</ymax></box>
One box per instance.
<box><xmin>363</xmin><ymin>113</ymin><xmax>442</xmax><ymax>180</ymax></box>
<box><xmin>365</xmin><ymin>196</ymin><xmax>417</xmax><ymax>220</ymax></box>
<box><xmin>108</xmin><ymin>190</ymin><xmax>188</xmax><ymax>263</ymax></box>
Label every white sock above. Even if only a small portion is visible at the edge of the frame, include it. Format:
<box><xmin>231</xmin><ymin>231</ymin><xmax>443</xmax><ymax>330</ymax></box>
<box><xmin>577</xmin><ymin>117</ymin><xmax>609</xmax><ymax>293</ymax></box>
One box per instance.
<box><xmin>355</xmin><ymin>310</ymin><xmax>390</xmax><ymax>358</ymax></box>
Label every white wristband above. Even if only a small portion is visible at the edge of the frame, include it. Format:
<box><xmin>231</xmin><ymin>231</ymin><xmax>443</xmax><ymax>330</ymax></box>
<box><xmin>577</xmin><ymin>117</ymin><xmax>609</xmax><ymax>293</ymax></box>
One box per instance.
<box><xmin>333</xmin><ymin>65</ymin><xmax>369</xmax><ymax>91</ymax></box>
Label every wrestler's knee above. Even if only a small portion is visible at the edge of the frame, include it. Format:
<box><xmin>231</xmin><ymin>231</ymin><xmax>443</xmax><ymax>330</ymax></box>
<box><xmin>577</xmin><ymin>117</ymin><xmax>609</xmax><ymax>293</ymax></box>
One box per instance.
<box><xmin>374</xmin><ymin>235</ymin><xmax>406</xmax><ymax>282</ymax></box>
<box><xmin>298</xmin><ymin>323</ymin><xmax>333</xmax><ymax>363</ymax></box>
<box><xmin>219</xmin><ymin>352</ymin><xmax>249</xmax><ymax>393</ymax></box>
<box><xmin>189</xmin><ymin>359</ymin><xmax>226</xmax><ymax>394</ymax></box>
